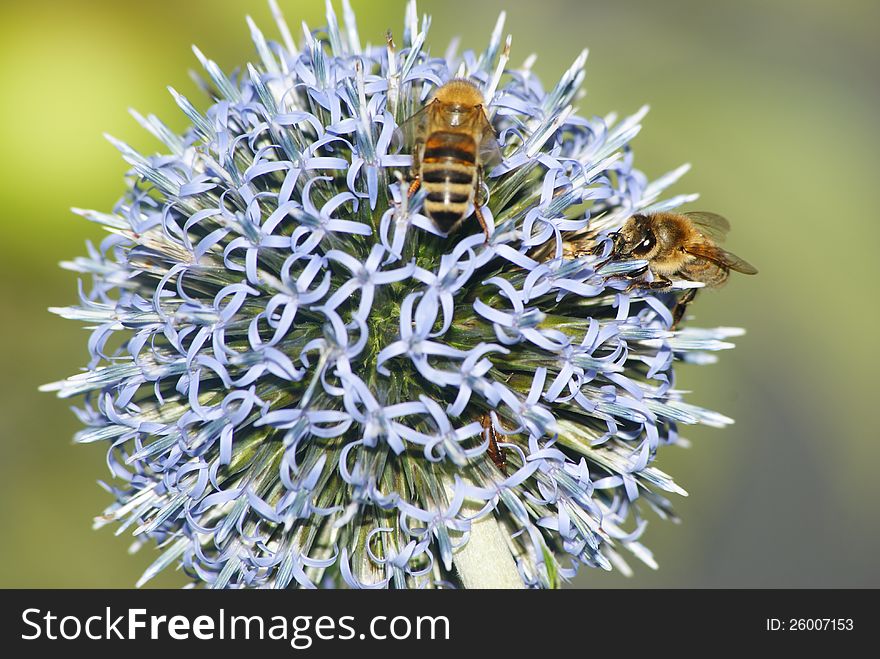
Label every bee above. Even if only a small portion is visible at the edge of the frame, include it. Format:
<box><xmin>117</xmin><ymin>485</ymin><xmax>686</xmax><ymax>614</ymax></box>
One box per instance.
<box><xmin>398</xmin><ymin>79</ymin><xmax>502</xmax><ymax>238</ymax></box>
<box><xmin>603</xmin><ymin>211</ymin><xmax>757</xmax><ymax>327</ymax></box>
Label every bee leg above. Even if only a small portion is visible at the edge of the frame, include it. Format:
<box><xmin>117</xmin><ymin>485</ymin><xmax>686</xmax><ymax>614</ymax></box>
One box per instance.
<box><xmin>671</xmin><ymin>288</ymin><xmax>698</xmax><ymax>329</ymax></box>
<box><xmin>481</xmin><ymin>413</ymin><xmax>507</xmax><ymax>474</ymax></box>
<box><xmin>624</xmin><ymin>273</ymin><xmax>672</xmax><ymax>294</ymax></box>
<box><xmin>407</xmin><ymin>177</ymin><xmax>421</xmax><ymax>198</ymax></box>
<box><xmin>474</xmin><ymin>205</ymin><xmax>491</xmax><ymax>242</ymax></box>
<box><xmin>627</xmin><ymin>263</ymin><xmax>650</xmax><ymax>278</ymax></box>
<box><xmin>592</xmin><ymin>253</ymin><xmax>615</xmax><ymax>271</ymax></box>
<box><xmin>648</xmin><ymin>275</ymin><xmax>674</xmax><ymax>290</ymax></box>
<box><xmin>621</xmin><ymin>265</ymin><xmax>650</xmax><ymax>292</ymax></box>
<box><xmin>473</xmin><ymin>166</ymin><xmax>492</xmax><ymax>242</ymax></box>
<box><xmin>591</xmin><ymin>232</ymin><xmax>621</xmax><ymax>258</ymax></box>
<box><xmin>593</xmin><ymin>234</ymin><xmax>626</xmax><ymax>272</ymax></box>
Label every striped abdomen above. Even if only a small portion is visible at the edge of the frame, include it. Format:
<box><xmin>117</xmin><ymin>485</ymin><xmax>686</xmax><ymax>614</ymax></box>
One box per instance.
<box><xmin>420</xmin><ymin>130</ymin><xmax>477</xmax><ymax>232</ymax></box>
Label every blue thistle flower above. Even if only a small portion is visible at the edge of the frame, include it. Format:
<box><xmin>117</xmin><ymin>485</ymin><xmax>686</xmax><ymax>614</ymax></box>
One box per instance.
<box><xmin>44</xmin><ymin>0</ymin><xmax>745</xmax><ymax>588</ymax></box>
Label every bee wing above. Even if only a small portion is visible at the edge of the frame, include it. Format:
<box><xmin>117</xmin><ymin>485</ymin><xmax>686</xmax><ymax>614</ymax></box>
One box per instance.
<box><xmin>684</xmin><ymin>242</ymin><xmax>758</xmax><ymax>275</ymax></box>
<box><xmin>391</xmin><ymin>102</ymin><xmax>436</xmax><ymax>160</ymax></box>
<box><xmin>684</xmin><ymin>211</ymin><xmax>730</xmax><ymax>243</ymax></box>
<box><xmin>475</xmin><ymin>109</ymin><xmax>503</xmax><ymax>169</ymax></box>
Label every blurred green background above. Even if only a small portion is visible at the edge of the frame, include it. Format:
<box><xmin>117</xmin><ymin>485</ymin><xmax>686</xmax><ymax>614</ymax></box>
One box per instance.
<box><xmin>1</xmin><ymin>0</ymin><xmax>877</xmax><ymax>588</ymax></box>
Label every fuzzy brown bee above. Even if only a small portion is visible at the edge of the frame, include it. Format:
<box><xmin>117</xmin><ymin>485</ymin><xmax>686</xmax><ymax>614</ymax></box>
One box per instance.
<box><xmin>397</xmin><ymin>79</ymin><xmax>502</xmax><ymax>238</ymax></box>
<box><xmin>606</xmin><ymin>211</ymin><xmax>757</xmax><ymax>326</ymax></box>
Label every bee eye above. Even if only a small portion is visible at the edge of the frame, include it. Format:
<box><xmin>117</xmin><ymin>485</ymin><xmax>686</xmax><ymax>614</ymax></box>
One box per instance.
<box><xmin>632</xmin><ymin>233</ymin><xmax>656</xmax><ymax>257</ymax></box>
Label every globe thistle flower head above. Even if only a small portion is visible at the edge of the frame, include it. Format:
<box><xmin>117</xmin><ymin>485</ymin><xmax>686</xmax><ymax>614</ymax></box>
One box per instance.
<box><xmin>45</xmin><ymin>0</ymin><xmax>745</xmax><ymax>588</ymax></box>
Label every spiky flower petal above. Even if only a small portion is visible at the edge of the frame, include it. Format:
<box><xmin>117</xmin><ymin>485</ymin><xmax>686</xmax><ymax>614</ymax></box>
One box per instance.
<box><xmin>45</xmin><ymin>1</ymin><xmax>742</xmax><ymax>588</ymax></box>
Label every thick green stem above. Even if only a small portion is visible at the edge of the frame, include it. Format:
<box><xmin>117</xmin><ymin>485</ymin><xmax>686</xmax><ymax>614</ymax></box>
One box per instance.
<box><xmin>443</xmin><ymin>477</ymin><xmax>524</xmax><ymax>589</ymax></box>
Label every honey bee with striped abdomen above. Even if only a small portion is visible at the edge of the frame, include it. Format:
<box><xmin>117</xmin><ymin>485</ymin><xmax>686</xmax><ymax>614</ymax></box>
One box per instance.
<box><xmin>607</xmin><ymin>211</ymin><xmax>757</xmax><ymax>327</ymax></box>
<box><xmin>399</xmin><ymin>79</ymin><xmax>502</xmax><ymax>238</ymax></box>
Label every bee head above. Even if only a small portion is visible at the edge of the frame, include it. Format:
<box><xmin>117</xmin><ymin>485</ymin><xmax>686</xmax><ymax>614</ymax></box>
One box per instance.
<box><xmin>615</xmin><ymin>214</ymin><xmax>660</xmax><ymax>259</ymax></box>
